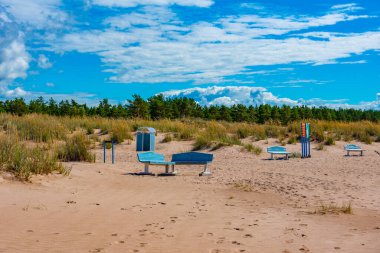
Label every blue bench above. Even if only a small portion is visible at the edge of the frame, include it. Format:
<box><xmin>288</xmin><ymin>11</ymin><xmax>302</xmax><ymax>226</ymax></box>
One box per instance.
<box><xmin>171</xmin><ymin>152</ymin><xmax>214</xmax><ymax>176</ymax></box>
<box><xmin>267</xmin><ymin>146</ymin><xmax>290</xmax><ymax>160</ymax></box>
<box><xmin>137</xmin><ymin>152</ymin><xmax>175</xmax><ymax>174</ymax></box>
<box><xmin>344</xmin><ymin>144</ymin><xmax>364</xmax><ymax>156</ymax></box>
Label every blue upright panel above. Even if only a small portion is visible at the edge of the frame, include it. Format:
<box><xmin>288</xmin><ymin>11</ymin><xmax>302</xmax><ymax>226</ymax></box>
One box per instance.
<box><xmin>136</xmin><ymin>127</ymin><xmax>156</xmax><ymax>151</ymax></box>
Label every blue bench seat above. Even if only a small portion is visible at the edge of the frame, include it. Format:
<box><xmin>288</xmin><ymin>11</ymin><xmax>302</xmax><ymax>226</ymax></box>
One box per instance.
<box><xmin>267</xmin><ymin>146</ymin><xmax>290</xmax><ymax>160</ymax></box>
<box><xmin>137</xmin><ymin>152</ymin><xmax>175</xmax><ymax>174</ymax></box>
<box><xmin>344</xmin><ymin>144</ymin><xmax>364</xmax><ymax>156</ymax></box>
<box><xmin>171</xmin><ymin>152</ymin><xmax>214</xmax><ymax>176</ymax></box>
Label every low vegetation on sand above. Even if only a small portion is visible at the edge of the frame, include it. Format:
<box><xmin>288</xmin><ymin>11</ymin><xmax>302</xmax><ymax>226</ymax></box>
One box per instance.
<box><xmin>0</xmin><ymin>134</ymin><xmax>65</xmax><ymax>180</ymax></box>
<box><xmin>313</xmin><ymin>202</ymin><xmax>353</xmax><ymax>215</ymax></box>
<box><xmin>0</xmin><ymin>113</ymin><xmax>379</xmax><ymax>179</ymax></box>
<box><xmin>242</xmin><ymin>144</ymin><xmax>263</xmax><ymax>155</ymax></box>
<box><xmin>232</xmin><ymin>180</ymin><xmax>254</xmax><ymax>192</ymax></box>
<box><xmin>57</xmin><ymin>133</ymin><xmax>95</xmax><ymax>162</ymax></box>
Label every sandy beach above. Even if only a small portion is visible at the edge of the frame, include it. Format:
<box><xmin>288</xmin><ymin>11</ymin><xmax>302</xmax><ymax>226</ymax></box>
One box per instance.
<box><xmin>1</xmin><ymin>136</ymin><xmax>380</xmax><ymax>253</ymax></box>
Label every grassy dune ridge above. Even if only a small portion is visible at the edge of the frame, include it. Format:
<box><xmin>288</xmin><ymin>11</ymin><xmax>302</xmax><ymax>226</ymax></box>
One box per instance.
<box><xmin>0</xmin><ymin>113</ymin><xmax>379</xmax><ymax>179</ymax></box>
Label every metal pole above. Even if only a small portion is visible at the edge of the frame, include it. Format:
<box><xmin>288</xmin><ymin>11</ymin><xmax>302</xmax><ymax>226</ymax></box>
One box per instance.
<box><xmin>103</xmin><ymin>142</ymin><xmax>106</xmax><ymax>163</ymax></box>
<box><xmin>112</xmin><ymin>141</ymin><xmax>115</xmax><ymax>164</ymax></box>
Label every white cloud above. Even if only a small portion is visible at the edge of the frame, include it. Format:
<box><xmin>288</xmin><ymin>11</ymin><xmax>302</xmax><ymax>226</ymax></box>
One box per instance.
<box><xmin>0</xmin><ymin>40</ymin><xmax>29</xmax><ymax>80</ymax></box>
<box><xmin>0</xmin><ymin>88</ymin><xmax>102</xmax><ymax>106</ymax></box>
<box><xmin>331</xmin><ymin>3</ymin><xmax>363</xmax><ymax>12</ymax></box>
<box><xmin>161</xmin><ymin>86</ymin><xmax>380</xmax><ymax>110</ymax></box>
<box><xmin>50</xmin><ymin>4</ymin><xmax>378</xmax><ymax>84</ymax></box>
<box><xmin>46</xmin><ymin>82</ymin><xmax>55</xmax><ymax>87</ymax></box>
<box><xmin>37</xmin><ymin>54</ymin><xmax>52</xmax><ymax>69</ymax></box>
<box><xmin>91</xmin><ymin>0</ymin><xmax>214</xmax><ymax>8</ymax></box>
<box><xmin>338</xmin><ymin>60</ymin><xmax>367</xmax><ymax>64</ymax></box>
<box><xmin>162</xmin><ymin>86</ymin><xmax>299</xmax><ymax>106</ymax></box>
<box><xmin>0</xmin><ymin>7</ymin><xmax>30</xmax><ymax>97</ymax></box>
<box><xmin>2</xmin><ymin>87</ymin><xmax>28</xmax><ymax>97</ymax></box>
<box><xmin>0</xmin><ymin>0</ymin><xmax>67</xmax><ymax>29</ymax></box>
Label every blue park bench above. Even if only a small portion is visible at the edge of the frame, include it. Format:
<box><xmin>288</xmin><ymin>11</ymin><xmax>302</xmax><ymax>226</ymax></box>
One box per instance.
<box><xmin>137</xmin><ymin>152</ymin><xmax>175</xmax><ymax>174</ymax></box>
<box><xmin>344</xmin><ymin>144</ymin><xmax>364</xmax><ymax>156</ymax></box>
<box><xmin>267</xmin><ymin>146</ymin><xmax>290</xmax><ymax>160</ymax></box>
<box><xmin>171</xmin><ymin>152</ymin><xmax>214</xmax><ymax>176</ymax></box>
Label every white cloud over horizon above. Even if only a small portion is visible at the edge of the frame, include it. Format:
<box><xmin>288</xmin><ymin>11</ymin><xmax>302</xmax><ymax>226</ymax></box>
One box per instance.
<box><xmin>161</xmin><ymin>86</ymin><xmax>380</xmax><ymax>110</ymax></box>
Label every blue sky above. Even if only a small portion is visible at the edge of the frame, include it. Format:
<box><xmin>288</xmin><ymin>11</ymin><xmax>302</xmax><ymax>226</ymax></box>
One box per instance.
<box><xmin>0</xmin><ymin>0</ymin><xmax>379</xmax><ymax>108</ymax></box>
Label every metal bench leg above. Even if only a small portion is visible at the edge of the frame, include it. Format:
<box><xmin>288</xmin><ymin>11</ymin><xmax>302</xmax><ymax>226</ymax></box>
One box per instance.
<box><xmin>347</xmin><ymin>151</ymin><xmax>350</xmax><ymax>156</ymax></box>
<box><xmin>171</xmin><ymin>164</ymin><xmax>178</xmax><ymax>174</ymax></box>
<box><xmin>200</xmin><ymin>164</ymin><xmax>212</xmax><ymax>176</ymax></box>
<box><xmin>286</xmin><ymin>154</ymin><xmax>289</xmax><ymax>160</ymax></box>
<box><xmin>144</xmin><ymin>163</ymin><xmax>150</xmax><ymax>174</ymax></box>
<box><xmin>361</xmin><ymin>151</ymin><xmax>363</xmax><ymax>156</ymax></box>
<box><xmin>271</xmin><ymin>154</ymin><xmax>273</xmax><ymax>160</ymax></box>
<box><xmin>165</xmin><ymin>165</ymin><xmax>169</xmax><ymax>174</ymax></box>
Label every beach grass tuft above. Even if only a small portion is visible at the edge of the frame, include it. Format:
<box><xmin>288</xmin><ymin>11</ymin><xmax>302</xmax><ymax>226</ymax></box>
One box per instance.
<box><xmin>314</xmin><ymin>202</ymin><xmax>353</xmax><ymax>215</ymax></box>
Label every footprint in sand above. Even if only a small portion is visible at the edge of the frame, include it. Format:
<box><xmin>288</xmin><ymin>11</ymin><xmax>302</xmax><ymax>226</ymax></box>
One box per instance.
<box><xmin>216</xmin><ymin>239</ymin><xmax>224</xmax><ymax>244</ymax></box>
<box><xmin>90</xmin><ymin>248</ymin><xmax>104</xmax><ymax>253</ymax></box>
<box><xmin>299</xmin><ymin>245</ymin><xmax>310</xmax><ymax>252</ymax></box>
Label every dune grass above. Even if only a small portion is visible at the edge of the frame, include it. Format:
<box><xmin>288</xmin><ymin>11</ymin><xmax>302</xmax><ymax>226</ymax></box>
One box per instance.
<box><xmin>0</xmin><ymin>134</ymin><xmax>65</xmax><ymax>180</ymax></box>
<box><xmin>314</xmin><ymin>202</ymin><xmax>353</xmax><ymax>215</ymax></box>
<box><xmin>232</xmin><ymin>180</ymin><xmax>254</xmax><ymax>192</ymax></box>
<box><xmin>0</xmin><ymin>113</ymin><xmax>379</xmax><ymax>179</ymax></box>
<box><xmin>2</xmin><ymin>114</ymin><xmax>379</xmax><ymax>146</ymax></box>
<box><xmin>57</xmin><ymin>133</ymin><xmax>95</xmax><ymax>162</ymax></box>
<box><xmin>242</xmin><ymin>144</ymin><xmax>263</xmax><ymax>155</ymax></box>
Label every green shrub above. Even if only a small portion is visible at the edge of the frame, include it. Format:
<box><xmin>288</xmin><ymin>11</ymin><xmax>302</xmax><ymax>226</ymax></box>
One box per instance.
<box><xmin>58</xmin><ymin>133</ymin><xmax>95</xmax><ymax>162</ymax></box>
<box><xmin>287</xmin><ymin>136</ymin><xmax>297</xmax><ymax>144</ymax></box>
<box><xmin>313</xmin><ymin>129</ymin><xmax>325</xmax><ymax>143</ymax></box>
<box><xmin>86</xmin><ymin>127</ymin><xmax>94</xmax><ymax>135</ymax></box>
<box><xmin>324</xmin><ymin>136</ymin><xmax>335</xmax><ymax>146</ymax></box>
<box><xmin>110</xmin><ymin>124</ymin><xmax>133</xmax><ymax>143</ymax></box>
<box><xmin>359</xmin><ymin>134</ymin><xmax>372</xmax><ymax>144</ymax></box>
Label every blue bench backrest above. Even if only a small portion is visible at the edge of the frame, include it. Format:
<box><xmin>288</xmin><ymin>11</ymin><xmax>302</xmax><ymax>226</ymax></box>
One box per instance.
<box><xmin>267</xmin><ymin>146</ymin><xmax>287</xmax><ymax>152</ymax></box>
<box><xmin>172</xmin><ymin>152</ymin><xmax>213</xmax><ymax>163</ymax></box>
<box><xmin>137</xmin><ymin>152</ymin><xmax>165</xmax><ymax>163</ymax></box>
<box><xmin>345</xmin><ymin>144</ymin><xmax>361</xmax><ymax>150</ymax></box>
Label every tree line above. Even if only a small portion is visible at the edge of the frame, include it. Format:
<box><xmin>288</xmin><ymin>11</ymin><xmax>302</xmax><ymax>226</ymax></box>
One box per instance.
<box><xmin>0</xmin><ymin>95</ymin><xmax>379</xmax><ymax>124</ymax></box>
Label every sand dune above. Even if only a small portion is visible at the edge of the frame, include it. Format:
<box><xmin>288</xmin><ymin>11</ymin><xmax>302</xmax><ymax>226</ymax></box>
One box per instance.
<box><xmin>1</xmin><ymin>137</ymin><xmax>380</xmax><ymax>252</ymax></box>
